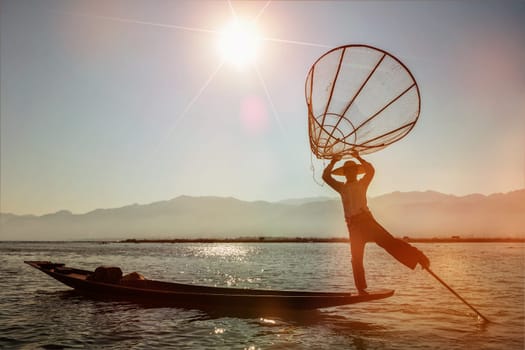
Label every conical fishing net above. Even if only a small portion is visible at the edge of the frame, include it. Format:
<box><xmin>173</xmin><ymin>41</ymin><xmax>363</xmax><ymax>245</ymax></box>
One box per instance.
<box><xmin>305</xmin><ymin>45</ymin><xmax>421</xmax><ymax>159</ymax></box>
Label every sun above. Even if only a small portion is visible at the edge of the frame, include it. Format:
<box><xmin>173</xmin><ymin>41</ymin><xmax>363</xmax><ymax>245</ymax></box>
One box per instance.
<box><xmin>217</xmin><ymin>19</ymin><xmax>261</xmax><ymax>69</ymax></box>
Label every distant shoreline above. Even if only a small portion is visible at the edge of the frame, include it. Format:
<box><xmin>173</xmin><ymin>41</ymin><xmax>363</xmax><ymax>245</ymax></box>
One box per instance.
<box><xmin>120</xmin><ymin>237</ymin><xmax>525</xmax><ymax>244</ymax></box>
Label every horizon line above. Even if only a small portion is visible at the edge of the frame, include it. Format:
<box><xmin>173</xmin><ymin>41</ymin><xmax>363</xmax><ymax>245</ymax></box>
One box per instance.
<box><xmin>1</xmin><ymin>237</ymin><xmax>525</xmax><ymax>243</ymax></box>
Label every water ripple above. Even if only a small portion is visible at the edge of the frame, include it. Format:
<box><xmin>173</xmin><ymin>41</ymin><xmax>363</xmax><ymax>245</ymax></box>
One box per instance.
<box><xmin>0</xmin><ymin>242</ymin><xmax>523</xmax><ymax>349</ymax></box>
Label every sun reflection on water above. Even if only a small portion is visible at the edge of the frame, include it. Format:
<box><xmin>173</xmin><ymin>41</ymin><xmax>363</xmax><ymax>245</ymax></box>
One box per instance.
<box><xmin>189</xmin><ymin>244</ymin><xmax>255</xmax><ymax>260</ymax></box>
<box><xmin>259</xmin><ymin>318</ymin><xmax>277</xmax><ymax>325</ymax></box>
<box><xmin>213</xmin><ymin>327</ymin><xmax>225</xmax><ymax>334</ymax></box>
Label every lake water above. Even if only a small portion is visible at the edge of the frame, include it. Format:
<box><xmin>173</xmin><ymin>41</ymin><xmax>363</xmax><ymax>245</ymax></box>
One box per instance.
<box><xmin>1</xmin><ymin>241</ymin><xmax>523</xmax><ymax>349</ymax></box>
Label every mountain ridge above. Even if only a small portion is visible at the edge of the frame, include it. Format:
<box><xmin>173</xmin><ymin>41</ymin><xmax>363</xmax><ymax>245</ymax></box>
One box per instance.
<box><xmin>1</xmin><ymin>190</ymin><xmax>524</xmax><ymax>241</ymax></box>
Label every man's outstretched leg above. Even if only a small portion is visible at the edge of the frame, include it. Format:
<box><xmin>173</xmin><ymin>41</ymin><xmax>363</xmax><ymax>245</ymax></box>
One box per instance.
<box><xmin>364</xmin><ymin>214</ymin><xmax>430</xmax><ymax>269</ymax></box>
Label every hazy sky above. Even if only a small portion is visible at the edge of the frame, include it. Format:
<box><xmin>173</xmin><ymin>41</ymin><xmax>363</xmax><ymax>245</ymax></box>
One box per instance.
<box><xmin>1</xmin><ymin>0</ymin><xmax>524</xmax><ymax>215</ymax></box>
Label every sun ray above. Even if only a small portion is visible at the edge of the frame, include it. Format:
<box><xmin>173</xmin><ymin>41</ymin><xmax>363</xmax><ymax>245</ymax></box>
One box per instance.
<box><xmin>151</xmin><ymin>60</ymin><xmax>225</xmax><ymax>156</ymax></box>
<box><xmin>253</xmin><ymin>1</ymin><xmax>272</xmax><ymax>22</ymax></box>
<box><xmin>262</xmin><ymin>36</ymin><xmax>332</xmax><ymax>48</ymax></box>
<box><xmin>51</xmin><ymin>10</ymin><xmax>216</xmax><ymax>34</ymax></box>
<box><xmin>254</xmin><ymin>65</ymin><xmax>286</xmax><ymax>136</ymax></box>
<box><xmin>227</xmin><ymin>0</ymin><xmax>238</xmax><ymax>19</ymax></box>
<box><xmin>52</xmin><ymin>4</ymin><xmax>336</xmax><ymax>142</ymax></box>
<box><xmin>171</xmin><ymin>61</ymin><xmax>225</xmax><ymax>132</ymax></box>
<box><xmin>53</xmin><ymin>9</ymin><xmax>332</xmax><ymax>49</ymax></box>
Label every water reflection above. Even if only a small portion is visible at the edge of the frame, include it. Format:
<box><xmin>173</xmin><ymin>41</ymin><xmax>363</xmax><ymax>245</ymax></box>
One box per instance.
<box><xmin>3</xmin><ymin>242</ymin><xmax>523</xmax><ymax>349</ymax></box>
<box><xmin>188</xmin><ymin>243</ymin><xmax>257</xmax><ymax>260</ymax></box>
<box><xmin>68</xmin><ymin>291</ymin><xmax>385</xmax><ymax>350</ymax></box>
<box><xmin>54</xmin><ymin>288</ymin><xmax>382</xmax><ymax>333</ymax></box>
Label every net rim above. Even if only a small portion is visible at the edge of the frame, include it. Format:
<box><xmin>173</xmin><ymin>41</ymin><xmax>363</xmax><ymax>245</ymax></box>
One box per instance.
<box><xmin>305</xmin><ymin>44</ymin><xmax>421</xmax><ymax>158</ymax></box>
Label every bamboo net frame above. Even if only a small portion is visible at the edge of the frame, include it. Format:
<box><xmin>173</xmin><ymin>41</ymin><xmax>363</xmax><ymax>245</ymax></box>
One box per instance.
<box><xmin>305</xmin><ymin>44</ymin><xmax>421</xmax><ymax>159</ymax></box>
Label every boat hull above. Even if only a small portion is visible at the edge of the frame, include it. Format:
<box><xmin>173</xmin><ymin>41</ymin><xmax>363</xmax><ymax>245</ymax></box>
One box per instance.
<box><xmin>25</xmin><ymin>261</ymin><xmax>394</xmax><ymax>311</ymax></box>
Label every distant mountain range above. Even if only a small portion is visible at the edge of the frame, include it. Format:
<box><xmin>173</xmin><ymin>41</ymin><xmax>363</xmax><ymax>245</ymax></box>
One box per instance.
<box><xmin>1</xmin><ymin>190</ymin><xmax>524</xmax><ymax>241</ymax></box>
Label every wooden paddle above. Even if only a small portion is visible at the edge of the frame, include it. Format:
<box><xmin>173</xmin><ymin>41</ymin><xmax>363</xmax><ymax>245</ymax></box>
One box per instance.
<box><xmin>424</xmin><ymin>267</ymin><xmax>490</xmax><ymax>323</ymax></box>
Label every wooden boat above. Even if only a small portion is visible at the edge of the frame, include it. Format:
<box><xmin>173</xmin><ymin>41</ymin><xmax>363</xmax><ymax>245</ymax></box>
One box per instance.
<box><xmin>25</xmin><ymin>261</ymin><xmax>394</xmax><ymax>311</ymax></box>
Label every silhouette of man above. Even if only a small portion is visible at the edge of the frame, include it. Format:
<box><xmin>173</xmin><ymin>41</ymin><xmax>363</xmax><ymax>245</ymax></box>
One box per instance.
<box><xmin>323</xmin><ymin>152</ymin><xmax>429</xmax><ymax>294</ymax></box>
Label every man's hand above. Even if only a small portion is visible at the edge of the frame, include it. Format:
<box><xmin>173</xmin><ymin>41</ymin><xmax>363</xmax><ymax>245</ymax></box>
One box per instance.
<box><xmin>330</xmin><ymin>155</ymin><xmax>342</xmax><ymax>164</ymax></box>
<box><xmin>323</xmin><ymin>155</ymin><xmax>343</xmax><ymax>191</ymax></box>
<box><xmin>352</xmin><ymin>149</ymin><xmax>374</xmax><ymax>185</ymax></box>
<box><xmin>324</xmin><ymin>155</ymin><xmax>341</xmax><ymax>174</ymax></box>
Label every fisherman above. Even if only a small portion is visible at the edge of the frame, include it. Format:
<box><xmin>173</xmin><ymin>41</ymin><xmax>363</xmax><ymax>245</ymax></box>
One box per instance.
<box><xmin>323</xmin><ymin>151</ymin><xmax>430</xmax><ymax>294</ymax></box>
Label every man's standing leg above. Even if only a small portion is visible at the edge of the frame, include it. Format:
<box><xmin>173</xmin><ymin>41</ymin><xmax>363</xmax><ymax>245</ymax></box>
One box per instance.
<box><xmin>349</xmin><ymin>230</ymin><xmax>368</xmax><ymax>292</ymax></box>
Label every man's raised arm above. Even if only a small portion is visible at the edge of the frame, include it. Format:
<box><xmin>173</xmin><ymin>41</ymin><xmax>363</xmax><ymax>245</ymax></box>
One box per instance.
<box><xmin>353</xmin><ymin>152</ymin><xmax>375</xmax><ymax>187</ymax></box>
<box><xmin>322</xmin><ymin>157</ymin><xmax>343</xmax><ymax>192</ymax></box>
